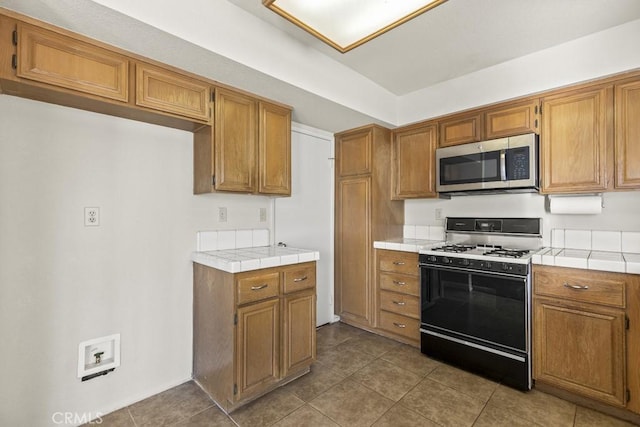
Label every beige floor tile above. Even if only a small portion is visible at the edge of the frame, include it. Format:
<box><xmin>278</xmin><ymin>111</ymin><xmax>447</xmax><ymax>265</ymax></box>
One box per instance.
<box><xmin>316</xmin><ymin>322</ymin><xmax>364</xmax><ymax>351</ymax></box>
<box><xmin>427</xmin><ymin>363</ymin><xmax>498</xmax><ymax>403</ymax></box>
<box><xmin>229</xmin><ymin>387</ymin><xmax>304</xmax><ymax>427</ymax></box>
<box><xmin>380</xmin><ymin>344</ymin><xmax>441</xmax><ymax>377</ymax></box>
<box><xmin>372</xmin><ymin>404</ymin><xmax>440</xmax><ymax>427</ymax></box>
<box><xmin>350</xmin><ymin>358</ymin><xmax>422</xmax><ymax>401</ymax></box>
<box><xmin>488</xmin><ymin>385</ymin><xmax>576</xmax><ymax>427</ymax></box>
<box><xmin>344</xmin><ymin>332</ymin><xmax>401</xmax><ymax>357</ymax></box>
<box><xmin>272</xmin><ymin>404</ymin><xmax>340</xmax><ymax>427</ymax></box>
<box><xmin>283</xmin><ymin>361</ymin><xmax>346</xmax><ymax>402</ymax></box>
<box><xmin>399</xmin><ymin>377</ymin><xmax>485</xmax><ymax>427</ymax></box>
<box><xmin>473</xmin><ymin>401</ymin><xmax>541</xmax><ymax>427</ymax></box>
<box><xmin>315</xmin><ymin>341</ymin><xmax>377</xmax><ymax>376</ymax></box>
<box><xmin>574</xmin><ymin>406</ymin><xmax>637</xmax><ymax>427</ymax></box>
<box><xmin>310</xmin><ymin>379</ymin><xmax>394</xmax><ymax>427</ymax></box>
<box><xmin>128</xmin><ymin>381</ymin><xmax>214</xmax><ymax>427</ymax></box>
<box><xmin>174</xmin><ymin>406</ymin><xmax>236</xmax><ymax>426</ymax></box>
<box><xmin>88</xmin><ymin>408</ymin><xmax>135</xmax><ymax>427</ymax></box>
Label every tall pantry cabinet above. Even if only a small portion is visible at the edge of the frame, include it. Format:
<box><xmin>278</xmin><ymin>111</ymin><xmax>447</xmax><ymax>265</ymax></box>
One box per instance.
<box><xmin>334</xmin><ymin>125</ymin><xmax>404</xmax><ymax>329</ymax></box>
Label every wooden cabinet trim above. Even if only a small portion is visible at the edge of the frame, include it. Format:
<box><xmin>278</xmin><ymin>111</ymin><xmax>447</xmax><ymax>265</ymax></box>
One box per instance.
<box><xmin>258</xmin><ymin>101</ymin><xmax>292</xmax><ymax>195</ymax></box>
<box><xmin>485</xmin><ymin>99</ymin><xmax>540</xmax><ymax>139</ymax></box>
<box><xmin>438</xmin><ymin>111</ymin><xmax>483</xmax><ymax>147</ymax></box>
<box><xmin>391</xmin><ymin>124</ymin><xmax>437</xmax><ymax>199</ymax></box>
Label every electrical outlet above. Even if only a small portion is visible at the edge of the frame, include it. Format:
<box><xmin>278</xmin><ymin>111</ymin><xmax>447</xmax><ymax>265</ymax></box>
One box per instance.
<box><xmin>435</xmin><ymin>208</ymin><xmax>443</xmax><ymax>221</ymax></box>
<box><xmin>218</xmin><ymin>207</ymin><xmax>227</xmax><ymax>222</ymax></box>
<box><xmin>259</xmin><ymin>208</ymin><xmax>267</xmax><ymax>222</ymax></box>
<box><xmin>84</xmin><ymin>207</ymin><xmax>100</xmax><ymax>226</ymax></box>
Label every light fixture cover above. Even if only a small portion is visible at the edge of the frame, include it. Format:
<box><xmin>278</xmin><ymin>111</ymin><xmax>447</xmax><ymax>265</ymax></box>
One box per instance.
<box><xmin>264</xmin><ymin>0</ymin><xmax>447</xmax><ymax>53</ymax></box>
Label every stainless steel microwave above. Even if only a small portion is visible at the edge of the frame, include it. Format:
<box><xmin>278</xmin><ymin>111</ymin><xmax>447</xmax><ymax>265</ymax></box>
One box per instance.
<box><xmin>436</xmin><ymin>133</ymin><xmax>539</xmax><ymax>195</ymax></box>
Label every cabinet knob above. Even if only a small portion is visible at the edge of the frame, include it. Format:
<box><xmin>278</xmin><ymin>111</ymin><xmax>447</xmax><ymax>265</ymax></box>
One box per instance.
<box><xmin>392</xmin><ymin>261</ymin><xmax>406</xmax><ymax>266</ymax></box>
<box><xmin>251</xmin><ymin>284</ymin><xmax>269</xmax><ymax>291</ymax></box>
<box><xmin>392</xmin><ymin>280</ymin><xmax>406</xmax><ymax>286</ymax></box>
<box><xmin>393</xmin><ymin>322</ymin><xmax>407</xmax><ymax>328</ymax></box>
<box><xmin>392</xmin><ymin>300</ymin><xmax>406</xmax><ymax>306</ymax></box>
<box><xmin>293</xmin><ymin>276</ymin><xmax>308</xmax><ymax>282</ymax></box>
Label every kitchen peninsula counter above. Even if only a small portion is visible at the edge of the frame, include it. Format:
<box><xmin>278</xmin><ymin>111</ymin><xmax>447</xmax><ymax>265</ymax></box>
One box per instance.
<box><xmin>191</xmin><ymin>245</ymin><xmax>319</xmax><ymax>273</ymax></box>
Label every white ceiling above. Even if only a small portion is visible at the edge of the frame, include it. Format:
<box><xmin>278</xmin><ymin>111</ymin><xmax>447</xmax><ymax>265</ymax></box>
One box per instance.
<box><xmin>231</xmin><ymin>0</ymin><xmax>640</xmax><ymax>95</ymax></box>
<box><xmin>2</xmin><ymin>0</ymin><xmax>640</xmax><ymax>132</ymax></box>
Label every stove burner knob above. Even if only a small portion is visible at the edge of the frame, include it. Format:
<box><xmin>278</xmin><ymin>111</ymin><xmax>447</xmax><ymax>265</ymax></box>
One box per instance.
<box><xmin>460</xmin><ymin>259</ymin><xmax>470</xmax><ymax>266</ymax></box>
<box><xmin>442</xmin><ymin>256</ymin><xmax>450</xmax><ymax>264</ymax></box>
<box><xmin>427</xmin><ymin>256</ymin><xmax>436</xmax><ymax>262</ymax></box>
<box><xmin>485</xmin><ymin>261</ymin><xmax>492</xmax><ymax>269</ymax></box>
<box><xmin>502</xmin><ymin>263</ymin><xmax>510</xmax><ymax>271</ymax></box>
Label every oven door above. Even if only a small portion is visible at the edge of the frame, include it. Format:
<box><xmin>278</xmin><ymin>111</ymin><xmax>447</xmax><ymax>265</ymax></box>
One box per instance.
<box><xmin>420</xmin><ymin>263</ymin><xmax>529</xmax><ymax>355</ymax></box>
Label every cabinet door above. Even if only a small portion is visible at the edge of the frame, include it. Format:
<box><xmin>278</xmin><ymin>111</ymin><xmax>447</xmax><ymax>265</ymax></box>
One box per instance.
<box><xmin>215</xmin><ymin>88</ymin><xmax>256</xmax><ymax>192</ymax></box>
<box><xmin>16</xmin><ymin>23</ymin><xmax>128</xmax><ymax>102</ymax></box>
<box><xmin>391</xmin><ymin>124</ymin><xmax>437</xmax><ymax>199</ymax></box>
<box><xmin>485</xmin><ymin>99</ymin><xmax>540</xmax><ymax>139</ymax></box>
<box><xmin>335</xmin><ymin>129</ymin><xmax>372</xmax><ymax>177</ymax></box>
<box><xmin>541</xmin><ymin>85</ymin><xmax>612</xmax><ymax>193</ymax></box>
<box><xmin>258</xmin><ymin>102</ymin><xmax>291</xmax><ymax>195</ymax></box>
<box><xmin>615</xmin><ymin>79</ymin><xmax>640</xmax><ymax>189</ymax></box>
<box><xmin>438</xmin><ymin>112</ymin><xmax>483</xmax><ymax>147</ymax></box>
<box><xmin>534</xmin><ymin>298</ymin><xmax>625</xmax><ymax>407</ymax></box>
<box><xmin>335</xmin><ymin>177</ymin><xmax>371</xmax><ymax>326</ymax></box>
<box><xmin>135</xmin><ymin>62</ymin><xmax>210</xmax><ymax>121</ymax></box>
<box><xmin>282</xmin><ymin>289</ymin><xmax>316</xmax><ymax>377</ymax></box>
<box><xmin>236</xmin><ymin>298</ymin><xmax>279</xmax><ymax>401</ymax></box>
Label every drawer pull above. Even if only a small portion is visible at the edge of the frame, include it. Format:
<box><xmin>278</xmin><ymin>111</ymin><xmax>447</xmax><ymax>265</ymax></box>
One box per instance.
<box><xmin>392</xmin><ymin>300</ymin><xmax>406</xmax><ymax>306</ymax></box>
<box><xmin>563</xmin><ymin>282</ymin><xmax>589</xmax><ymax>291</ymax></box>
<box><xmin>293</xmin><ymin>276</ymin><xmax>308</xmax><ymax>282</ymax></box>
<box><xmin>251</xmin><ymin>284</ymin><xmax>269</xmax><ymax>291</ymax></box>
<box><xmin>393</xmin><ymin>322</ymin><xmax>407</xmax><ymax>328</ymax></box>
<box><xmin>392</xmin><ymin>261</ymin><xmax>406</xmax><ymax>266</ymax></box>
<box><xmin>393</xmin><ymin>280</ymin><xmax>406</xmax><ymax>286</ymax></box>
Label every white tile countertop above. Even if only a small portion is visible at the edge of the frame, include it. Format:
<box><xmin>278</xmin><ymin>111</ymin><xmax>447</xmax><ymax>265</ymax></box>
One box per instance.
<box><xmin>373</xmin><ymin>238</ymin><xmax>444</xmax><ymax>253</ymax></box>
<box><xmin>191</xmin><ymin>246</ymin><xmax>320</xmax><ymax>273</ymax></box>
<box><xmin>532</xmin><ymin>248</ymin><xmax>640</xmax><ymax>274</ymax></box>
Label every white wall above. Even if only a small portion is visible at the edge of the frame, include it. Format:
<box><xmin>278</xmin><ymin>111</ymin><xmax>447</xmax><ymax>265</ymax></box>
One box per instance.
<box><xmin>405</xmin><ymin>192</ymin><xmax>640</xmax><ymax>246</ymax></box>
<box><xmin>399</xmin><ymin>18</ymin><xmax>640</xmax><ymax>125</ymax></box>
<box><xmin>0</xmin><ymin>96</ymin><xmax>270</xmax><ymax>426</ymax></box>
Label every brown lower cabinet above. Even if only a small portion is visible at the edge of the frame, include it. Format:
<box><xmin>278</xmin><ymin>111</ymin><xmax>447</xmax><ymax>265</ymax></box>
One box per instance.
<box><xmin>375</xmin><ymin>250</ymin><xmax>421</xmax><ymax>346</ymax></box>
<box><xmin>193</xmin><ymin>261</ymin><xmax>316</xmax><ymax>412</ymax></box>
<box><xmin>533</xmin><ymin>265</ymin><xmax>640</xmax><ymax>414</ymax></box>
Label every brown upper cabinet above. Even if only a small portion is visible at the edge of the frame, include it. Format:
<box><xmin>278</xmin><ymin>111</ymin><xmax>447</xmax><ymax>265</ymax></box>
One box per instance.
<box><xmin>438</xmin><ymin>100</ymin><xmax>540</xmax><ymax>147</ymax></box>
<box><xmin>615</xmin><ymin>78</ymin><xmax>640</xmax><ymax>189</ymax></box>
<box><xmin>541</xmin><ymin>84</ymin><xmax>613</xmax><ymax>193</ymax></box>
<box><xmin>193</xmin><ymin>87</ymin><xmax>292</xmax><ymax>196</ymax></box>
<box><xmin>15</xmin><ymin>22</ymin><xmax>129</xmax><ymax>102</ymax></box>
<box><xmin>135</xmin><ymin>62</ymin><xmax>210</xmax><ymax>122</ymax></box>
<box><xmin>391</xmin><ymin>123</ymin><xmax>437</xmax><ymax>199</ymax></box>
<box><xmin>485</xmin><ymin>99</ymin><xmax>540</xmax><ymax>139</ymax></box>
<box><xmin>258</xmin><ymin>101</ymin><xmax>291</xmax><ymax>195</ymax></box>
<box><xmin>438</xmin><ymin>111</ymin><xmax>483</xmax><ymax>147</ymax></box>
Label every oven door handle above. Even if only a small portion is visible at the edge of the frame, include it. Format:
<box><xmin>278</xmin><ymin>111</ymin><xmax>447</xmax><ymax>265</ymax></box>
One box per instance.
<box><xmin>419</xmin><ymin>263</ymin><xmax>528</xmax><ymax>280</ymax></box>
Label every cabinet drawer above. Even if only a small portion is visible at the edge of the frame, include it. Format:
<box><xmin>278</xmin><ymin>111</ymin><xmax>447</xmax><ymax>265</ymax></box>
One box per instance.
<box><xmin>282</xmin><ymin>263</ymin><xmax>316</xmax><ymax>294</ymax></box>
<box><xmin>534</xmin><ymin>266</ymin><xmax>625</xmax><ymax>308</ymax></box>
<box><xmin>237</xmin><ymin>272</ymin><xmax>280</xmax><ymax>305</ymax></box>
<box><xmin>379</xmin><ymin>291</ymin><xmax>419</xmax><ymax>319</ymax></box>
<box><xmin>378</xmin><ymin>251</ymin><xmax>419</xmax><ymax>276</ymax></box>
<box><xmin>378</xmin><ymin>311</ymin><xmax>420</xmax><ymax>341</ymax></box>
<box><xmin>379</xmin><ymin>272</ymin><xmax>419</xmax><ymax>297</ymax></box>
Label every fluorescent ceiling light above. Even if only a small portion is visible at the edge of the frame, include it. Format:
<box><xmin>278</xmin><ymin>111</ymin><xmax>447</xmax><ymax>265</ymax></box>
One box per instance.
<box><xmin>264</xmin><ymin>0</ymin><xmax>447</xmax><ymax>53</ymax></box>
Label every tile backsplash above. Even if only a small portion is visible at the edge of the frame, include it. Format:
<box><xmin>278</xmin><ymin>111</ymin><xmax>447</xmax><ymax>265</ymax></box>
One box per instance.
<box><xmin>552</xmin><ymin>229</ymin><xmax>640</xmax><ymax>253</ymax></box>
<box><xmin>196</xmin><ymin>229</ymin><xmax>270</xmax><ymax>251</ymax></box>
<box><xmin>403</xmin><ymin>225</ymin><xmax>445</xmax><ymax>241</ymax></box>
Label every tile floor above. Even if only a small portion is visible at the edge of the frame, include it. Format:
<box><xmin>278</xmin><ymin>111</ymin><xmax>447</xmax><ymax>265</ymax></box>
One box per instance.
<box><xmin>93</xmin><ymin>322</ymin><xmax>636</xmax><ymax>427</ymax></box>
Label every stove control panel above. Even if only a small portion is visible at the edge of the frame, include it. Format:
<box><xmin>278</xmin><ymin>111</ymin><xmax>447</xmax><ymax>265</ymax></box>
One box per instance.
<box><xmin>419</xmin><ymin>254</ymin><xmax>529</xmax><ymax>276</ymax></box>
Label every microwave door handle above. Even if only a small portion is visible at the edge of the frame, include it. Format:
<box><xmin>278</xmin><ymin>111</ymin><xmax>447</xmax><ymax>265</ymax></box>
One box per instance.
<box><xmin>500</xmin><ymin>149</ymin><xmax>507</xmax><ymax>181</ymax></box>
